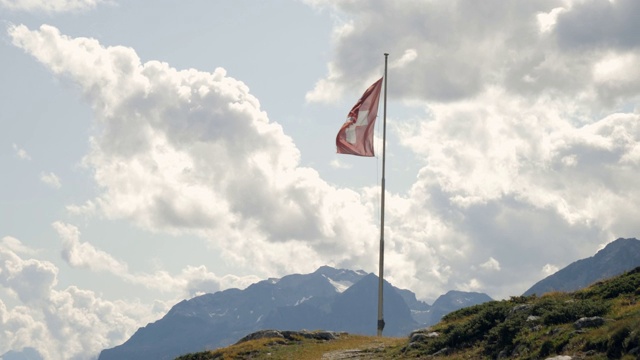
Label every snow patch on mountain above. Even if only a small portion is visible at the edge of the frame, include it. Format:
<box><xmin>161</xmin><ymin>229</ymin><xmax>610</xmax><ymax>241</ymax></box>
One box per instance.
<box><xmin>325</xmin><ymin>275</ymin><xmax>353</xmax><ymax>293</ymax></box>
<box><xmin>295</xmin><ymin>296</ymin><xmax>313</xmax><ymax>305</ymax></box>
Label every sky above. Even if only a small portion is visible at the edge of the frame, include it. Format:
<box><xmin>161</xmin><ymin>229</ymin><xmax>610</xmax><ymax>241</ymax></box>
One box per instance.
<box><xmin>1</xmin><ymin>0</ymin><xmax>640</xmax><ymax>358</ymax></box>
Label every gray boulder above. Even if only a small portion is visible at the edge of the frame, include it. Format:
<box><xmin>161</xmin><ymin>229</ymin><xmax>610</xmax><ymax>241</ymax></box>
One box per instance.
<box><xmin>573</xmin><ymin>316</ymin><xmax>605</xmax><ymax>329</ymax></box>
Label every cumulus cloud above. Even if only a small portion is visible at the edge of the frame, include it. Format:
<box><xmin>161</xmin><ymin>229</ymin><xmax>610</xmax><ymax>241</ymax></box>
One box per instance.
<box><xmin>305</xmin><ymin>0</ymin><xmax>549</xmax><ymax>102</ymax></box>
<box><xmin>0</xmin><ymin>0</ymin><xmax>109</xmax><ymax>13</ymax></box>
<box><xmin>459</xmin><ymin>278</ymin><xmax>483</xmax><ymax>292</ymax></box>
<box><xmin>480</xmin><ymin>257</ymin><xmax>501</xmax><ymax>271</ymax></box>
<box><xmin>53</xmin><ymin>221</ymin><xmax>260</xmax><ymax>297</ymax></box>
<box><xmin>12</xmin><ymin>143</ymin><xmax>31</xmax><ymax>160</ymax></box>
<box><xmin>306</xmin><ymin>0</ymin><xmax>640</xmax><ymax>108</ymax></box>
<box><xmin>301</xmin><ymin>0</ymin><xmax>640</xmax><ymax>299</ymax></box>
<box><xmin>39</xmin><ymin>171</ymin><xmax>61</xmax><ymax>189</ymax></box>
<box><xmin>112</xmin><ymin>265</ymin><xmax>260</xmax><ymax>297</ymax></box>
<box><xmin>542</xmin><ymin>263</ymin><xmax>559</xmax><ymax>276</ymax></box>
<box><xmin>1</xmin><ymin>236</ymin><xmax>36</xmax><ymax>255</ymax></box>
<box><xmin>54</xmin><ymin>221</ymin><xmax>128</xmax><ymax>274</ymax></box>
<box><xmin>0</xmin><ymin>237</ymin><xmax>160</xmax><ymax>359</ymax></box>
<box><xmin>0</xmin><ymin>243</ymin><xmax>58</xmax><ymax>304</ymax></box>
<box><xmin>391</xmin><ymin>89</ymin><xmax>640</xmax><ymax>297</ymax></box>
<box><xmin>2</xmin><ymin>228</ymin><xmax>261</xmax><ymax>359</ymax></box>
<box><xmin>9</xmin><ymin>24</ymin><xmax>380</xmax><ymax>281</ymax></box>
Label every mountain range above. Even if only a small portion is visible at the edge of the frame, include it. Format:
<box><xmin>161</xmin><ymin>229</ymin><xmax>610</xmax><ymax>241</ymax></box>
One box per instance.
<box><xmin>100</xmin><ymin>237</ymin><xmax>640</xmax><ymax>359</ymax></box>
<box><xmin>98</xmin><ymin>266</ymin><xmax>490</xmax><ymax>360</ymax></box>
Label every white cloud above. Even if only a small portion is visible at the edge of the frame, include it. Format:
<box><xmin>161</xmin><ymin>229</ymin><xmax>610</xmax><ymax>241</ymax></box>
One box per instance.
<box><xmin>480</xmin><ymin>257</ymin><xmax>501</xmax><ymax>271</ymax></box>
<box><xmin>592</xmin><ymin>52</ymin><xmax>640</xmax><ymax>105</ymax></box>
<box><xmin>113</xmin><ymin>265</ymin><xmax>260</xmax><ymax>297</ymax></box>
<box><xmin>305</xmin><ymin>62</ymin><xmax>345</xmax><ymax>103</ymax></box>
<box><xmin>0</xmin><ymin>237</ymin><xmax>161</xmax><ymax>360</ymax></box>
<box><xmin>1</xmin><ymin>236</ymin><xmax>36</xmax><ymax>255</ymax></box>
<box><xmin>459</xmin><ymin>278</ymin><xmax>483</xmax><ymax>292</ymax></box>
<box><xmin>329</xmin><ymin>158</ymin><xmax>352</xmax><ymax>169</ymax></box>
<box><xmin>390</xmin><ymin>48</ymin><xmax>418</xmax><ymax>69</ymax></box>
<box><xmin>0</xmin><ymin>244</ymin><xmax>58</xmax><ymax>304</ymax></box>
<box><xmin>542</xmin><ymin>263</ymin><xmax>559</xmax><ymax>276</ymax></box>
<box><xmin>537</xmin><ymin>7</ymin><xmax>566</xmax><ymax>34</ymax></box>
<box><xmin>65</xmin><ymin>200</ymin><xmax>97</xmax><ymax>216</ymax></box>
<box><xmin>53</xmin><ymin>221</ymin><xmax>260</xmax><ymax>297</ymax></box>
<box><xmin>307</xmin><ymin>0</ymin><xmax>549</xmax><ymax>102</ymax></box>
<box><xmin>306</xmin><ymin>0</ymin><xmax>640</xmax><ymax>107</ymax></box>
<box><xmin>9</xmin><ymin>24</ymin><xmax>381</xmax><ymax>282</ymax></box>
<box><xmin>39</xmin><ymin>172</ymin><xmax>61</xmax><ymax>189</ymax></box>
<box><xmin>390</xmin><ymin>89</ymin><xmax>640</xmax><ymax>297</ymax></box>
<box><xmin>12</xmin><ymin>143</ymin><xmax>31</xmax><ymax>160</ymax></box>
<box><xmin>53</xmin><ymin>221</ymin><xmax>129</xmax><ymax>274</ymax></box>
<box><xmin>0</xmin><ymin>0</ymin><xmax>109</xmax><ymax>13</ymax></box>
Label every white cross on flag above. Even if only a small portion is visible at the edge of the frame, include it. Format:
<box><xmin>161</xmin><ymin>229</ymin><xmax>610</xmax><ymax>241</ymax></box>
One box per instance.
<box><xmin>336</xmin><ymin>77</ymin><xmax>383</xmax><ymax>157</ymax></box>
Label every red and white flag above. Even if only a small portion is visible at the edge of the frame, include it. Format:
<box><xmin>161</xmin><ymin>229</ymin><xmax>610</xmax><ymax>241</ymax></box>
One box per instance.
<box><xmin>336</xmin><ymin>77</ymin><xmax>383</xmax><ymax>156</ymax></box>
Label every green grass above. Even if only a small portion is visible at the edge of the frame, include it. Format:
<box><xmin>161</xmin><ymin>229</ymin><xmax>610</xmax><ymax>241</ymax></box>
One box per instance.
<box><xmin>403</xmin><ymin>267</ymin><xmax>640</xmax><ymax>359</ymax></box>
<box><xmin>176</xmin><ymin>333</ymin><xmax>405</xmax><ymax>360</ymax></box>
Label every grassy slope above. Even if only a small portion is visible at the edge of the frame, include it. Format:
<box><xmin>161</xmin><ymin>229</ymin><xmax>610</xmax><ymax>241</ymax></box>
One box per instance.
<box><xmin>175</xmin><ymin>334</ymin><xmax>405</xmax><ymax>359</ymax></box>
<box><xmin>177</xmin><ymin>267</ymin><xmax>640</xmax><ymax>359</ymax></box>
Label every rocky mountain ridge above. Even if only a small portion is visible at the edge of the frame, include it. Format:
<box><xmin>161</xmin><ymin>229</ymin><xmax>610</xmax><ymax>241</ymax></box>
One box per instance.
<box><xmin>523</xmin><ymin>237</ymin><xmax>640</xmax><ymax>296</ymax></box>
<box><xmin>98</xmin><ymin>266</ymin><xmax>490</xmax><ymax>360</ymax></box>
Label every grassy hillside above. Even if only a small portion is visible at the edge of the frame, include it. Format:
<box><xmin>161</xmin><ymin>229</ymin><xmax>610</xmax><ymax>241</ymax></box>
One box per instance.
<box><xmin>176</xmin><ymin>267</ymin><xmax>640</xmax><ymax>359</ymax></box>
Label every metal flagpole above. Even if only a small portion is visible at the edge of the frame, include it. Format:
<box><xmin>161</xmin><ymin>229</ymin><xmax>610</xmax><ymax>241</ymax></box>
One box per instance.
<box><xmin>377</xmin><ymin>53</ymin><xmax>388</xmax><ymax>337</ymax></box>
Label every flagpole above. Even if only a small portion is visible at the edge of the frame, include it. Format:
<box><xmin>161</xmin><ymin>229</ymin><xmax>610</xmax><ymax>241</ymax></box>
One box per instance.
<box><xmin>377</xmin><ymin>53</ymin><xmax>388</xmax><ymax>337</ymax></box>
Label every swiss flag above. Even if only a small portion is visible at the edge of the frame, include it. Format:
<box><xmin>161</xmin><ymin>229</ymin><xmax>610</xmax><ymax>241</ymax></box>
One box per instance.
<box><xmin>336</xmin><ymin>77</ymin><xmax>383</xmax><ymax>156</ymax></box>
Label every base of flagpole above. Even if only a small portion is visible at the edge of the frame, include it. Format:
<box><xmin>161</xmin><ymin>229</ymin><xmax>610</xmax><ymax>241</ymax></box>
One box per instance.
<box><xmin>377</xmin><ymin>319</ymin><xmax>385</xmax><ymax>336</ymax></box>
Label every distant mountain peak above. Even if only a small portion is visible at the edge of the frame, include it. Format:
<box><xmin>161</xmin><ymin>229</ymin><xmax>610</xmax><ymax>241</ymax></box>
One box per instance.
<box><xmin>523</xmin><ymin>237</ymin><xmax>640</xmax><ymax>296</ymax></box>
<box><xmin>0</xmin><ymin>347</ymin><xmax>44</xmax><ymax>360</ymax></box>
<box><xmin>98</xmin><ymin>265</ymin><xmax>492</xmax><ymax>360</ymax></box>
<box><xmin>597</xmin><ymin>237</ymin><xmax>640</xmax><ymax>259</ymax></box>
<box><xmin>606</xmin><ymin>237</ymin><xmax>639</xmax><ymax>246</ymax></box>
<box><xmin>322</xmin><ymin>274</ymin><xmax>352</xmax><ymax>293</ymax></box>
<box><xmin>313</xmin><ymin>265</ymin><xmax>368</xmax><ymax>277</ymax></box>
<box><xmin>312</xmin><ymin>266</ymin><xmax>369</xmax><ymax>293</ymax></box>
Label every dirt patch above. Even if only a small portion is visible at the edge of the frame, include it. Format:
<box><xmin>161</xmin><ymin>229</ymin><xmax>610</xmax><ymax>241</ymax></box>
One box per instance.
<box><xmin>321</xmin><ymin>341</ymin><xmax>389</xmax><ymax>359</ymax></box>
